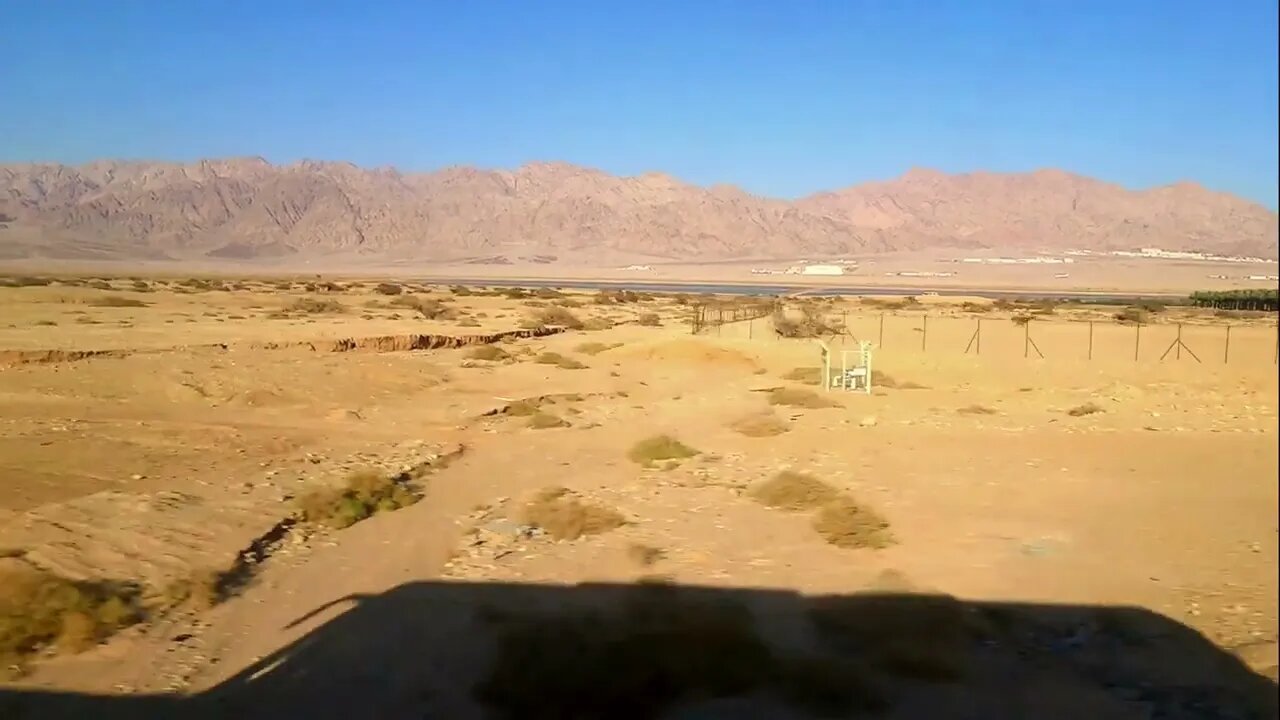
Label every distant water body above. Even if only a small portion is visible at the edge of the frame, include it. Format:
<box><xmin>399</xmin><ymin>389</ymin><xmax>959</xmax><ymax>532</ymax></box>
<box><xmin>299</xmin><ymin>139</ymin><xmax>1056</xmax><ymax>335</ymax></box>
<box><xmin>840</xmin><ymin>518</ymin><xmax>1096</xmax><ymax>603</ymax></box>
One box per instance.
<box><xmin>412</xmin><ymin>277</ymin><xmax>1179</xmax><ymax>303</ymax></box>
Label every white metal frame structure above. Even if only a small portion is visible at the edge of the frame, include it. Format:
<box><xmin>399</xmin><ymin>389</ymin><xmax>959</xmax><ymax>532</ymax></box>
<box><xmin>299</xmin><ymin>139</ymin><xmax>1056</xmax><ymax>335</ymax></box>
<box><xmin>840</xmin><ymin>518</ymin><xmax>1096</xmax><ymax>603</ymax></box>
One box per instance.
<box><xmin>819</xmin><ymin>340</ymin><xmax>874</xmax><ymax>394</ymax></box>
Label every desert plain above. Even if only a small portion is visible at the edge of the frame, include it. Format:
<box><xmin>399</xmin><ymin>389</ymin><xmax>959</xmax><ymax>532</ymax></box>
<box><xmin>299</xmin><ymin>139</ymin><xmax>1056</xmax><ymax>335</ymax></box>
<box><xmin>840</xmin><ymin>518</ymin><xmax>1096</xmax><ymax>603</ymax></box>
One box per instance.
<box><xmin>0</xmin><ymin>272</ymin><xmax>1276</xmax><ymax>720</ymax></box>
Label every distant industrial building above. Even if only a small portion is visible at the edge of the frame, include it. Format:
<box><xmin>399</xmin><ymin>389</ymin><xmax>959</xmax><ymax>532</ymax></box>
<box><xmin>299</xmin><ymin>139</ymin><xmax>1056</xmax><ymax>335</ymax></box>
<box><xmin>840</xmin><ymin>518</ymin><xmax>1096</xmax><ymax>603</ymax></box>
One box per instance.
<box><xmin>797</xmin><ymin>264</ymin><xmax>845</xmax><ymax>276</ymax></box>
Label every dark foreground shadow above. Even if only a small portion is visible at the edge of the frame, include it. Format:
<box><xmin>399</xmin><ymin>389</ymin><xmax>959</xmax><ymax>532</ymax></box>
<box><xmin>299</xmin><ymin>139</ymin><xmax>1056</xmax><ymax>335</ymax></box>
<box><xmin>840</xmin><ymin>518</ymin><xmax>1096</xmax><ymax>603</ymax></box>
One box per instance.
<box><xmin>1</xmin><ymin>580</ymin><xmax>1275</xmax><ymax>719</ymax></box>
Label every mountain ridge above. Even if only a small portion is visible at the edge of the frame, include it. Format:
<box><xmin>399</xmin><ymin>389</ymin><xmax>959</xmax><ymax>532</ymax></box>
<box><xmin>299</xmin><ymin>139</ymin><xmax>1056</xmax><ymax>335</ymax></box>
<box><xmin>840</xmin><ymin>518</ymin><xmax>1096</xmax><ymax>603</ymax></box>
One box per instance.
<box><xmin>1</xmin><ymin>159</ymin><xmax>1275</xmax><ymax>263</ymax></box>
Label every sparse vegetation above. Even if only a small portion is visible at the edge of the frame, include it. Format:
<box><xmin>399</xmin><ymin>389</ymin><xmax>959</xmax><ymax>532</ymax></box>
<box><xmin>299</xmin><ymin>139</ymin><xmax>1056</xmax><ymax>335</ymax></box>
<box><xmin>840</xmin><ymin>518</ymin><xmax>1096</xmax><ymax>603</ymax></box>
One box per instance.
<box><xmin>750</xmin><ymin>471</ymin><xmax>840</xmax><ymax>511</ymax></box>
<box><xmin>530</xmin><ymin>306</ymin><xmax>584</xmax><ymax>330</ymax></box>
<box><xmin>158</xmin><ymin>567</ymin><xmax>231</xmax><ymax>613</ymax></box>
<box><xmin>773</xmin><ymin>305</ymin><xmax>839</xmax><ymax>338</ymax></box>
<box><xmin>87</xmin><ymin>295</ymin><xmax>149</xmax><ymax>308</ymax></box>
<box><xmin>520</xmin><ymin>487</ymin><xmax>626</xmax><ymax>540</ymax></box>
<box><xmin>374</xmin><ymin>282</ymin><xmax>403</xmax><ymax>296</ymax></box>
<box><xmin>637</xmin><ymin>312</ymin><xmax>661</xmax><ymax>327</ymax></box>
<box><xmin>768</xmin><ymin>387</ymin><xmax>839</xmax><ymax>409</ymax></box>
<box><xmin>627</xmin><ymin>434</ymin><xmax>699</xmax><ymax>466</ymax></box>
<box><xmin>1011</xmin><ymin>314</ymin><xmax>1034</xmax><ymax>326</ymax></box>
<box><xmin>582</xmin><ymin>316</ymin><xmax>614</xmax><ymax>331</ymax></box>
<box><xmin>389</xmin><ymin>295</ymin><xmax>455</xmax><ymax>319</ymax></box>
<box><xmin>1067</xmin><ymin>401</ymin><xmax>1105</xmax><ymax>417</ymax></box>
<box><xmin>535</xmin><ymin>352</ymin><xmax>587</xmax><ymax>370</ymax></box>
<box><xmin>0</xmin><ymin>276</ymin><xmax>53</xmax><ymax>287</ymax></box>
<box><xmin>468</xmin><ymin>345</ymin><xmax>510</xmax><ymax>361</ymax></box>
<box><xmin>574</xmin><ymin>341</ymin><xmax>620</xmax><ymax>355</ymax></box>
<box><xmin>296</xmin><ymin>469</ymin><xmax>420</xmax><ymax>529</ymax></box>
<box><xmin>1114</xmin><ymin>307</ymin><xmax>1149</xmax><ymax>325</ymax></box>
<box><xmin>626</xmin><ymin>543</ymin><xmax>666</xmax><ymax>567</ymax></box>
<box><xmin>813</xmin><ymin>496</ymin><xmax>895</xmax><ymax>549</ymax></box>
<box><xmin>0</xmin><ymin>565</ymin><xmax>143</xmax><ymax>675</ymax></box>
<box><xmin>729</xmin><ymin>411</ymin><xmax>790</xmax><ymax>437</ymax></box>
<box><xmin>278</xmin><ymin>297</ymin><xmax>346</xmax><ymax>315</ymax></box>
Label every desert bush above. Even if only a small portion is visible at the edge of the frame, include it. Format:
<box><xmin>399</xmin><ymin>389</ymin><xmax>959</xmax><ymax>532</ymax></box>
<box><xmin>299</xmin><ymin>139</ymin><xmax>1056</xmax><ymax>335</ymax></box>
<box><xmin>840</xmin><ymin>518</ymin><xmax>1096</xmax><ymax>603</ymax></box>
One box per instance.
<box><xmin>1136</xmin><ymin>300</ymin><xmax>1166</xmax><ymax>313</ymax></box>
<box><xmin>574</xmin><ymin>341</ymin><xmax>617</xmax><ymax>355</ymax></box>
<box><xmin>501</xmin><ymin>287</ymin><xmax>531</xmax><ymax>299</ymax></box>
<box><xmin>554</xmin><ymin>298</ymin><xmax>582</xmax><ymax>308</ymax></box>
<box><xmin>960</xmin><ymin>301</ymin><xmax>990</xmax><ymax>313</ymax></box>
<box><xmin>1066</xmin><ymin>401</ymin><xmax>1105</xmax><ymax>417</ymax></box>
<box><xmin>0</xmin><ymin>565</ymin><xmax>143</xmax><ymax>675</ymax></box>
<box><xmin>528</xmin><ymin>412</ymin><xmax>570</xmax><ymax>430</ymax></box>
<box><xmin>158</xmin><ymin>567</ymin><xmax>231</xmax><ymax>613</ymax></box>
<box><xmin>1010</xmin><ymin>314</ymin><xmax>1033</xmax><ymax>326</ymax></box>
<box><xmin>1114</xmin><ymin>307</ymin><xmax>1149</xmax><ymax>324</ymax></box>
<box><xmin>450</xmin><ymin>285</ymin><xmax>474</xmax><ymax>296</ymax></box>
<box><xmin>526</xmin><ymin>306</ymin><xmax>583</xmax><ymax>330</ymax></box>
<box><xmin>389</xmin><ymin>295</ymin><xmax>454</xmax><ymax>319</ymax></box>
<box><xmin>627</xmin><ymin>435</ymin><xmax>699</xmax><ymax>466</ymax></box>
<box><xmin>88</xmin><ymin>295</ymin><xmax>149</xmax><ymax>308</ymax></box>
<box><xmin>812</xmin><ymin>496</ymin><xmax>895</xmax><ymax>549</ymax></box>
<box><xmin>130</xmin><ymin>280</ymin><xmax>152</xmax><ymax>292</ymax></box>
<box><xmin>768</xmin><ymin>387</ymin><xmax>839</xmax><ymax>409</ymax></box>
<box><xmin>637</xmin><ymin>312</ymin><xmax>661</xmax><ymax>327</ymax></box>
<box><xmin>626</xmin><ymin>543</ymin><xmax>666</xmax><ymax>567</ymax></box>
<box><xmin>582</xmin><ymin>316</ymin><xmax>614</xmax><ymax>331</ymax></box>
<box><xmin>281</xmin><ymin>297</ymin><xmax>346</xmax><ymax>315</ymax></box>
<box><xmin>534</xmin><ymin>287</ymin><xmax>565</xmax><ymax>299</ymax></box>
<box><xmin>750</xmin><ymin>471</ymin><xmax>839</xmax><ymax>511</ymax></box>
<box><xmin>729</xmin><ymin>411</ymin><xmax>790</xmax><ymax>437</ymax></box>
<box><xmin>33</xmin><ymin>320</ymin><xmax>57</xmax><ymax>327</ymax></box>
<box><xmin>86</xmin><ymin>279</ymin><xmax>112</xmax><ymax>290</ymax></box>
<box><xmin>468</xmin><ymin>345</ymin><xmax>509</xmax><ymax>361</ymax></box>
<box><xmin>773</xmin><ymin>305</ymin><xmax>838</xmax><ymax>338</ymax></box>
<box><xmin>956</xmin><ymin>404</ymin><xmax>997</xmax><ymax>415</ymax></box>
<box><xmin>992</xmin><ymin>299</ymin><xmax>1016</xmax><ymax>311</ymax></box>
<box><xmin>374</xmin><ymin>282</ymin><xmax>403</xmax><ymax>296</ymax></box>
<box><xmin>520</xmin><ymin>487</ymin><xmax>626</xmax><ymax>540</ymax></box>
<box><xmin>535</xmin><ymin>352</ymin><xmax>587</xmax><ymax>370</ymax></box>
<box><xmin>296</xmin><ymin>469</ymin><xmax>419</xmax><ymax>529</ymax></box>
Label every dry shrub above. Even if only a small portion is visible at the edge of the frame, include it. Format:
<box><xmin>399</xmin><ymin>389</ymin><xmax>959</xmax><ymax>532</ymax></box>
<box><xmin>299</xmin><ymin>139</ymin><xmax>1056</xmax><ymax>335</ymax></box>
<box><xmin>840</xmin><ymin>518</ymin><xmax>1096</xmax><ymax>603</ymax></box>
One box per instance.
<box><xmin>520</xmin><ymin>487</ymin><xmax>626</xmax><ymax>540</ymax></box>
<box><xmin>281</xmin><ymin>297</ymin><xmax>346</xmax><ymax>315</ymax></box>
<box><xmin>476</xmin><ymin>587</ymin><xmax>884</xmax><ymax>719</ymax></box>
<box><xmin>389</xmin><ymin>295</ymin><xmax>454</xmax><ymax>319</ymax></box>
<box><xmin>772</xmin><ymin>305</ymin><xmax>838</xmax><ymax>338</ymax></box>
<box><xmin>750</xmin><ymin>471</ymin><xmax>839</xmax><ymax>511</ymax></box>
<box><xmin>468</xmin><ymin>345</ymin><xmax>509</xmax><ymax>361</ymax></box>
<box><xmin>555</xmin><ymin>298</ymin><xmax>582</xmax><ymax>308</ymax></box>
<box><xmin>88</xmin><ymin>295</ymin><xmax>148</xmax><ymax>308</ymax></box>
<box><xmin>574</xmin><ymin>341</ymin><xmax>618</xmax><ymax>355</ymax></box>
<box><xmin>873</xmin><ymin>371</ymin><xmax>927</xmax><ymax>390</ymax></box>
<box><xmin>158</xmin><ymin>567</ymin><xmax>229</xmax><ymax>613</ymax></box>
<box><xmin>1011</xmin><ymin>314</ymin><xmax>1034</xmax><ymax>326</ymax></box>
<box><xmin>729</xmin><ymin>411</ymin><xmax>790</xmax><ymax>437</ymax></box>
<box><xmin>768</xmin><ymin>387</ymin><xmax>839</xmax><ymax>409</ymax></box>
<box><xmin>0</xmin><ymin>564</ymin><xmax>143</xmax><ymax>674</ymax></box>
<box><xmin>535</xmin><ymin>352</ymin><xmax>587</xmax><ymax>370</ymax></box>
<box><xmin>528</xmin><ymin>412</ymin><xmax>570</xmax><ymax>430</ymax></box>
<box><xmin>782</xmin><ymin>366</ymin><xmax>823</xmax><ymax>385</ymax></box>
<box><xmin>956</xmin><ymin>404</ymin><xmax>997</xmax><ymax>415</ymax></box>
<box><xmin>450</xmin><ymin>285</ymin><xmax>474</xmax><ymax>296</ymax></box>
<box><xmin>530</xmin><ymin>306</ymin><xmax>584</xmax><ymax>330</ymax></box>
<box><xmin>812</xmin><ymin>496</ymin><xmax>894</xmax><ymax>549</ymax></box>
<box><xmin>86</xmin><ymin>279</ymin><xmax>112</xmax><ymax>290</ymax></box>
<box><xmin>626</xmin><ymin>543</ymin><xmax>665</xmax><ymax>567</ymax></box>
<box><xmin>960</xmin><ymin>301</ymin><xmax>990</xmax><ymax>313</ymax></box>
<box><xmin>1114</xmin><ymin>307</ymin><xmax>1149</xmax><ymax>324</ymax></box>
<box><xmin>1067</xmin><ymin>401</ymin><xmax>1105</xmax><ymax>417</ymax></box>
<box><xmin>637</xmin><ymin>312</ymin><xmax>661</xmax><ymax>327</ymax></box>
<box><xmin>0</xmin><ymin>276</ymin><xmax>53</xmax><ymax>287</ymax></box>
<box><xmin>130</xmin><ymin>280</ymin><xmax>152</xmax><ymax>292</ymax></box>
<box><xmin>534</xmin><ymin>287</ymin><xmax>565</xmax><ymax>299</ymax></box>
<box><xmin>503</xmin><ymin>399</ymin><xmax>543</xmax><ymax>417</ymax></box>
<box><xmin>627</xmin><ymin>435</ymin><xmax>699</xmax><ymax>466</ymax></box>
<box><xmin>374</xmin><ymin>282</ymin><xmax>403</xmax><ymax>295</ymax></box>
<box><xmin>582</xmin><ymin>316</ymin><xmax>614</xmax><ymax>331</ymax></box>
<box><xmin>456</xmin><ymin>317</ymin><xmax>481</xmax><ymax>327</ymax></box>
<box><xmin>808</xmin><ymin>591</ymin><xmax>969</xmax><ymax>682</ymax></box>
<box><xmin>296</xmin><ymin>469</ymin><xmax>419</xmax><ymax>529</ymax></box>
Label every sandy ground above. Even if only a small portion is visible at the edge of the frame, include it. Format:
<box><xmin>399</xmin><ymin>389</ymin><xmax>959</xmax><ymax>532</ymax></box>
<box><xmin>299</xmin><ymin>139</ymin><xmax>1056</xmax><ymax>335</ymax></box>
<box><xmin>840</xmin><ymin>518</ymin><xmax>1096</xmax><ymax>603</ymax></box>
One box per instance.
<box><xmin>0</xmin><ymin>278</ymin><xmax>1276</xmax><ymax>719</ymax></box>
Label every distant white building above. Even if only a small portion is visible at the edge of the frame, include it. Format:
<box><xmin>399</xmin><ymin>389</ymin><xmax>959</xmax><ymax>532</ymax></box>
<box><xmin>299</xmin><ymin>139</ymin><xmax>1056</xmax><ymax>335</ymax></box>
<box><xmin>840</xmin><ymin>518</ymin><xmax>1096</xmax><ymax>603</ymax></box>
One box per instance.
<box><xmin>800</xmin><ymin>264</ymin><xmax>845</xmax><ymax>276</ymax></box>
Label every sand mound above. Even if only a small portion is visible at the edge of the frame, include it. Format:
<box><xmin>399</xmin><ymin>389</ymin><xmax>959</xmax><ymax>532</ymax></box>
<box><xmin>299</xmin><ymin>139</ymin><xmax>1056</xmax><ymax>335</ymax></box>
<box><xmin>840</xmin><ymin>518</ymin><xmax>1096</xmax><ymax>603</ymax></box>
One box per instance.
<box><xmin>615</xmin><ymin>338</ymin><xmax>760</xmax><ymax>371</ymax></box>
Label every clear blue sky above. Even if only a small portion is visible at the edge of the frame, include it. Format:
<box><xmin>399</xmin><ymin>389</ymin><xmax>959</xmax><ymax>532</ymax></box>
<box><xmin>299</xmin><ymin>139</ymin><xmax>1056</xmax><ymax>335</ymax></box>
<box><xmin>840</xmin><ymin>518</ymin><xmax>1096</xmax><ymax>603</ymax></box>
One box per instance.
<box><xmin>2</xmin><ymin>1</ymin><xmax>1276</xmax><ymax>206</ymax></box>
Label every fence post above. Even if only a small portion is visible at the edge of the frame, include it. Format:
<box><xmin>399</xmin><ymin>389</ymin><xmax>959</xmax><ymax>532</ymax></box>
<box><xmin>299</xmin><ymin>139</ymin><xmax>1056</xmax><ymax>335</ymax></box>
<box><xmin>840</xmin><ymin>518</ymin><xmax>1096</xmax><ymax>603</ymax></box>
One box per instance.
<box><xmin>1088</xmin><ymin>321</ymin><xmax>1094</xmax><ymax>360</ymax></box>
<box><xmin>878</xmin><ymin>313</ymin><xmax>884</xmax><ymax>347</ymax></box>
<box><xmin>1024</xmin><ymin>321</ymin><xmax>1030</xmax><ymax>358</ymax></box>
<box><xmin>1223</xmin><ymin>325</ymin><xmax>1230</xmax><ymax>364</ymax></box>
<box><xmin>1134</xmin><ymin>322</ymin><xmax>1141</xmax><ymax>361</ymax></box>
<box><xmin>1176</xmin><ymin>323</ymin><xmax>1182</xmax><ymax>361</ymax></box>
<box><xmin>921</xmin><ymin>313</ymin><xmax>927</xmax><ymax>352</ymax></box>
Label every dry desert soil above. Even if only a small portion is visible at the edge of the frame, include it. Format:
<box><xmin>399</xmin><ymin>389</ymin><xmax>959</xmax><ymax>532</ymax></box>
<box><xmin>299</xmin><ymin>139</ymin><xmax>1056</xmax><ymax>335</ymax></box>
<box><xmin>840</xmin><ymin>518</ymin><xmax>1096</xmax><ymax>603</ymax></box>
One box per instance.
<box><xmin>0</xmin><ymin>275</ymin><xmax>1276</xmax><ymax>720</ymax></box>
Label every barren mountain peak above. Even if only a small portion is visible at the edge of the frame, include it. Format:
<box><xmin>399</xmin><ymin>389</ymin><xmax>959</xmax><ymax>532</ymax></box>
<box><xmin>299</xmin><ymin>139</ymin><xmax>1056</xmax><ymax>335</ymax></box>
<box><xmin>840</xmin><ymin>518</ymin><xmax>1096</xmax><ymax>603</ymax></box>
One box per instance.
<box><xmin>0</xmin><ymin>158</ymin><xmax>1274</xmax><ymax>262</ymax></box>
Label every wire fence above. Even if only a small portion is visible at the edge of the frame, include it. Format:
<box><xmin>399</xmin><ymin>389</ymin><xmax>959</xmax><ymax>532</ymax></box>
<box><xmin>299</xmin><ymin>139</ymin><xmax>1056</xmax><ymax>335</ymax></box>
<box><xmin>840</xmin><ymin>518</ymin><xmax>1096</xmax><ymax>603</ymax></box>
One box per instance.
<box><xmin>692</xmin><ymin>304</ymin><xmax>1280</xmax><ymax>366</ymax></box>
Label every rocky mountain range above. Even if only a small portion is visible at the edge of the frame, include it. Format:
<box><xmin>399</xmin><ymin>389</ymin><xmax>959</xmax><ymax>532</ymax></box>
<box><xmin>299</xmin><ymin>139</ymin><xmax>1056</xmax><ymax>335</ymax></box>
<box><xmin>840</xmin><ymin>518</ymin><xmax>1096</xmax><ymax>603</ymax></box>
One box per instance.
<box><xmin>1</xmin><ymin>158</ymin><xmax>1275</xmax><ymax>263</ymax></box>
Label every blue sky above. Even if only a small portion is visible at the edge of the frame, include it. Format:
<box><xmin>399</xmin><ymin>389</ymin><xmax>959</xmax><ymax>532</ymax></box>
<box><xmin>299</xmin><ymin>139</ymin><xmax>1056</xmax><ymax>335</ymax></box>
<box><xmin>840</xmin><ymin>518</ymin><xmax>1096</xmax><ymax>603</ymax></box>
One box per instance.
<box><xmin>1</xmin><ymin>1</ymin><xmax>1276</xmax><ymax>206</ymax></box>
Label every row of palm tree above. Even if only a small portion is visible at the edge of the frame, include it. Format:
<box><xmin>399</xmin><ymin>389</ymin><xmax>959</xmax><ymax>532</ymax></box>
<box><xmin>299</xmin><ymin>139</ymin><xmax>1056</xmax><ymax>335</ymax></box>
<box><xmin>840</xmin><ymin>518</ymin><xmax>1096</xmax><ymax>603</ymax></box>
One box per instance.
<box><xmin>1188</xmin><ymin>289</ymin><xmax>1279</xmax><ymax>312</ymax></box>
